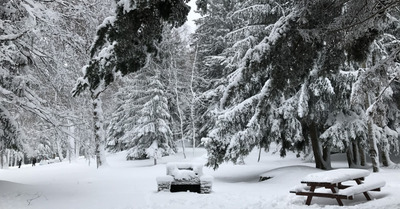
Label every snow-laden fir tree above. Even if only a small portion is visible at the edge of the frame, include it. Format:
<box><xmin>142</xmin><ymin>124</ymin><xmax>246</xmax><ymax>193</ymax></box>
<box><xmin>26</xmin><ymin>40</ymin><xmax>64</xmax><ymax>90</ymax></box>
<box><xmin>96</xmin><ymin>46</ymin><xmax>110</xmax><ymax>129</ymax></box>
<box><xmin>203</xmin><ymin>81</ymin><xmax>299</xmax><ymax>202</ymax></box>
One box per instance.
<box><xmin>73</xmin><ymin>0</ymin><xmax>190</xmax><ymax>168</ymax></box>
<box><xmin>109</xmin><ymin>64</ymin><xmax>175</xmax><ymax>165</ymax></box>
<box><xmin>350</xmin><ymin>10</ymin><xmax>400</xmax><ymax>171</ymax></box>
<box><xmin>193</xmin><ymin>1</ymin><xmax>290</xmax><ymax>159</ymax></box>
<box><xmin>107</xmin><ymin>26</ymin><xmax>193</xmax><ymax>162</ymax></box>
<box><xmin>194</xmin><ymin>0</ymin><xmax>293</xmax><ymax>168</ymax></box>
<box><xmin>201</xmin><ymin>0</ymin><xmax>399</xmax><ymax>170</ymax></box>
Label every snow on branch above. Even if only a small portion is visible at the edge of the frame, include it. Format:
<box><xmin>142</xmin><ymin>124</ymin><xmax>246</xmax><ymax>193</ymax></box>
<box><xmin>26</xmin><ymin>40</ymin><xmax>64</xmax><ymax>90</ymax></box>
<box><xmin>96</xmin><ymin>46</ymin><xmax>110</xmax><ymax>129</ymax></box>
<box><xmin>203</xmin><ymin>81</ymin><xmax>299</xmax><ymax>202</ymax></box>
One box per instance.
<box><xmin>351</xmin><ymin>46</ymin><xmax>400</xmax><ymax>116</ymax></box>
<box><xmin>0</xmin><ymin>31</ymin><xmax>28</xmax><ymax>42</ymax></box>
<box><xmin>220</xmin><ymin>11</ymin><xmax>296</xmax><ymax>109</ymax></box>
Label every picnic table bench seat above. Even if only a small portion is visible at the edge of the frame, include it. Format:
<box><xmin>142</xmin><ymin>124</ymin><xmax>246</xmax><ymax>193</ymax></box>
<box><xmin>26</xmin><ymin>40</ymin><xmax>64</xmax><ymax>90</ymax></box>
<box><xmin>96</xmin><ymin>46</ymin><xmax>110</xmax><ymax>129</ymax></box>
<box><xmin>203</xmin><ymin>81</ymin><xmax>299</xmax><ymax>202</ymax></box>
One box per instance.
<box><xmin>337</xmin><ymin>180</ymin><xmax>385</xmax><ymax>199</ymax></box>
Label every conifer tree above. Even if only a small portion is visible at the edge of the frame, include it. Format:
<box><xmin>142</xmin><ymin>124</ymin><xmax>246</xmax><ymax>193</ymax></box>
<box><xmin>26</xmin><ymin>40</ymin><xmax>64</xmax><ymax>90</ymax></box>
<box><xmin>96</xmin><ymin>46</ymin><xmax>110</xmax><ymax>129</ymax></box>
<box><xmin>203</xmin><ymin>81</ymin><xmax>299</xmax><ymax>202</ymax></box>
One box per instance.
<box><xmin>201</xmin><ymin>0</ymin><xmax>400</xmax><ymax>170</ymax></box>
<box><xmin>107</xmin><ymin>26</ymin><xmax>193</xmax><ymax>162</ymax></box>
<box><xmin>73</xmin><ymin>0</ymin><xmax>190</xmax><ymax>167</ymax></box>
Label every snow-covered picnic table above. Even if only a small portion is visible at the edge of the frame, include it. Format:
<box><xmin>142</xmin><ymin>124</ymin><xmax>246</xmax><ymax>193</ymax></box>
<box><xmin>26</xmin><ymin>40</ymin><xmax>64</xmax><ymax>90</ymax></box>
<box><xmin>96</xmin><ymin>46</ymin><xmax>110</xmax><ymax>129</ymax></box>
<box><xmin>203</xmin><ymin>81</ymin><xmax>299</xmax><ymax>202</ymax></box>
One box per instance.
<box><xmin>290</xmin><ymin>169</ymin><xmax>385</xmax><ymax>206</ymax></box>
<box><xmin>156</xmin><ymin>162</ymin><xmax>213</xmax><ymax>194</ymax></box>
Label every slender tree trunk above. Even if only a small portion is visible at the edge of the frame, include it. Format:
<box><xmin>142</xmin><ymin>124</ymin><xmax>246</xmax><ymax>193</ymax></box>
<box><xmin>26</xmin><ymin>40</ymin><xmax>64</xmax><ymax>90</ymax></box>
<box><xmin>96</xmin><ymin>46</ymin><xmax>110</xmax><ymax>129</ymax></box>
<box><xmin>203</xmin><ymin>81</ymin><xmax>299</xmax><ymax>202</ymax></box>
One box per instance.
<box><xmin>190</xmin><ymin>44</ymin><xmax>198</xmax><ymax>157</ymax></box>
<box><xmin>381</xmin><ymin>146</ymin><xmax>393</xmax><ymax>167</ymax></box>
<box><xmin>0</xmin><ymin>150</ymin><xmax>3</xmax><ymax>169</ymax></box>
<box><xmin>352</xmin><ymin>141</ymin><xmax>360</xmax><ymax>165</ymax></box>
<box><xmin>346</xmin><ymin>143</ymin><xmax>354</xmax><ymax>168</ymax></box>
<box><xmin>173</xmin><ymin>65</ymin><xmax>186</xmax><ymax>159</ymax></box>
<box><xmin>258</xmin><ymin>145</ymin><xmax>262</xmax><ymax>162</ymax></box>
<box><xmin>322</xmin><ymin>146</ymin><xmax>331</xmax><ymax>169</ymax></box>
<box><xmin>75</xmin><ymin>138</ymin><xmax>80</xmax><ymax>159</ymax></box>
<box><xmin>365</xmin><ymin>95</ymin><xmax>380</xmax><ymax>172</ymax></box>
<box><xmin>92</xmin><ymin>94</ymin><xmax>107</xmax><ymax>168</ymax></box>
<box><xmin>56</xmin><ymin>137</ymin><xmax>64</xmax><ymax>162</ymax></box>
<box><xmin>309</xmin><ymin>122</ymin><xmax>331</xmax><ymax>170</ymax></box>
<box><xmin>367</xmin><ymin>118</ymin><xmax>379</xmax><ymax>172</ymax></box>
<box><xmin>357</xmin><ymin>139</ymin><xmax>366</xmax><ymax>166</ymax></box>
<box><xmin>67</xmin><ymin>120</ymin><xmax>75</xmax><ymax>163</ymax></box>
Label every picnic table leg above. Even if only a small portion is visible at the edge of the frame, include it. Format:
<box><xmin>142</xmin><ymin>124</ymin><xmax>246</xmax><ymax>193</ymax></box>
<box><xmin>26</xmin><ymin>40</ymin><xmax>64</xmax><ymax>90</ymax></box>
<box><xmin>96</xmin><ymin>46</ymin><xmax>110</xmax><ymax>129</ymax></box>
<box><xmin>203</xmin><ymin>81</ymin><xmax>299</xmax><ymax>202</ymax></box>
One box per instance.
<box><xmin>329</xmin><ymin>186</ymin><xmax>344</xmax><ymax>206</ymax></box>
<box><xmin>305</xmin><ymin>185</ymin><xmax>316</xmax><ymax>205</ymax></box>
<box><xmin>355</xmin><ymin>179</ymin><xmax>372</xmax><ymax>200</ymax></box>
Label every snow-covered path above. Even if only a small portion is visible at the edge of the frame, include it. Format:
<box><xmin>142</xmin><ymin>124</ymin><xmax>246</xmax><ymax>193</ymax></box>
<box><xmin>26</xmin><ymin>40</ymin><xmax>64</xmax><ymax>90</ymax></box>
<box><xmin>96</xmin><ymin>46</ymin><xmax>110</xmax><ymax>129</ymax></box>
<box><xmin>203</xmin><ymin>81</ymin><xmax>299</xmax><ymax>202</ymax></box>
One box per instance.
<box><xmin>0</xmin><ymin>149</ymin><xmax>399</xmax><ymax>209</ymax></box>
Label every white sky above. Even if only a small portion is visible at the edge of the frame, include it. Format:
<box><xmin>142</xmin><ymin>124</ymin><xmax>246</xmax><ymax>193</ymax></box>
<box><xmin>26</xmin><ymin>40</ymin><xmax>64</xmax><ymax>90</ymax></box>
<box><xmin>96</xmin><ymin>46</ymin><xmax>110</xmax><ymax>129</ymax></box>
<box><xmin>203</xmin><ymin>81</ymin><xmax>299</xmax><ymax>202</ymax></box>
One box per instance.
<box><xmin>185</xmin><ymin>0</ymin><xmax>202</xmax><ymax>33</ymax></box>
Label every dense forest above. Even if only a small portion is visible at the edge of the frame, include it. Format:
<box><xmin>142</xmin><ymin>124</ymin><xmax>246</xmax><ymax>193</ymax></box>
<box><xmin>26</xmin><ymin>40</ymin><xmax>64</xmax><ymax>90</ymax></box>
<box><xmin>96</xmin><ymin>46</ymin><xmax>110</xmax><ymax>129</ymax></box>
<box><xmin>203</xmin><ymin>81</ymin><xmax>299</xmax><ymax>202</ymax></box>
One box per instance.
<box><xmin>1</xmin><ymin>0</ymin><xmax>399</xmax><ymax>172</ymax></box>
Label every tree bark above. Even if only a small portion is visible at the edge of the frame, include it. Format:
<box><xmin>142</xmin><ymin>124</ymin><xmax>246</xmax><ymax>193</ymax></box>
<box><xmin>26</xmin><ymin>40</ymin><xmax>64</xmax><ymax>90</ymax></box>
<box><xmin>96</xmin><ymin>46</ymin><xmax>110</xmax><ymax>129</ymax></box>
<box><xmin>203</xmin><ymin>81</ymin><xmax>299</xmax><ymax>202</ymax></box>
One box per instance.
<box><xmin>0</xmin><ymin>150</ymin><xmax>4</xmax><ymax>169</ymax></box>
<box><xmin>190</xmin><ymin>44</ymin><xmax>198</xmax><ymax>157</ymax></box>
<box><xmin>367</xmin><ymin>117</ymin><xmax>379</xmax><ymax>172</ymax></box>
<box><xmin>92</xmin><ymin>95</ymin><xmax>107</xmax><ymax>168</ymax></box>
<box><xmin>309</xmin><ymin>122</ymin><xmax>331</xmax><ymax>170</ymax></box>
<box><xmin>352</xmin><ymin>141</ymin><xmax>360</xmax><ymax>165</ymax></box>
<box><xmin>365</xmin><ymin>92</ymin><xmax>379</xmax><ymax>172</ymax></box>
<box><xmin>357</xmin><ymin>139</ymin><xmax>366</xmax><ymax>166</ymax></box>
<box><xmin>56</xmin><ymin>137</ymin><xmax>64</xmax><ymax>162</ymax></box>
<box><xmin>346</xmin><ymin>143</ymin><xmax>354</xmax><ymax>168</ymax></box>
<box><xmin>381</xmin><ymin>147</ymin><xmax>393</xmax><ymax>167</ymax></box>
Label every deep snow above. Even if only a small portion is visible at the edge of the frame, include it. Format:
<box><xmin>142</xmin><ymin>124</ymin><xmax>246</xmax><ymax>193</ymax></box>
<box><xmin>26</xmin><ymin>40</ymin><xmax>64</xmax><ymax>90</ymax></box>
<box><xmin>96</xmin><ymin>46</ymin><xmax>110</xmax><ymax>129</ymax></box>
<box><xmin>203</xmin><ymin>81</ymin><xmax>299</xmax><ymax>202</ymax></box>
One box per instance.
<box><xmin>0</xmin><ymin>148</ymin><xmax>399</xmax><ymax>209</ymax></box>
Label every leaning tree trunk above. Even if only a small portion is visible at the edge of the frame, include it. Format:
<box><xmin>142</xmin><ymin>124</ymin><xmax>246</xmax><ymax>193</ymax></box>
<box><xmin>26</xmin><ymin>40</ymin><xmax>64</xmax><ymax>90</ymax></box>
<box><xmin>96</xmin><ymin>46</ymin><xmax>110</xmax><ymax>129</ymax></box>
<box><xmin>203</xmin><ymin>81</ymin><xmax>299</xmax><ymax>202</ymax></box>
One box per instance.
<box><xmin>92</xmin><ymin>93</ymin><xmax>107</xmax><ymax>168</ymax></box>
<box><xmin>309</xmin><ymin>122</ymin><xmax>331</xmax><ymax>170</ymax></box>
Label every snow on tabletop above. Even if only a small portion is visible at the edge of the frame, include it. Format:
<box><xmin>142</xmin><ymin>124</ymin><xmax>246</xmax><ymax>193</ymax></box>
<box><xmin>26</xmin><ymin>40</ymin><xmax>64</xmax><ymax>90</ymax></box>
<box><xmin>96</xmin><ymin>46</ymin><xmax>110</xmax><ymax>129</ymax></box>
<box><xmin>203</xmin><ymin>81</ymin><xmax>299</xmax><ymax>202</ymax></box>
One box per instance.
<box><xmin>338</xmin><ymin>180</ymin><xmax>386</xmax><ymax>196</ymax></box>
<box><xmin>171</xmin><ymin>170</ymin><xmax>196</xmax><ymax>181</ymax></box>
<box><xmin>301</xmin><ymin>169</ymin><xmax>370</xmax><ymax>184</ymax></box>
<box><xmin>166</xmin><ymin>162</ymin><xmax>203</xmax><ymax>176</ymax></box>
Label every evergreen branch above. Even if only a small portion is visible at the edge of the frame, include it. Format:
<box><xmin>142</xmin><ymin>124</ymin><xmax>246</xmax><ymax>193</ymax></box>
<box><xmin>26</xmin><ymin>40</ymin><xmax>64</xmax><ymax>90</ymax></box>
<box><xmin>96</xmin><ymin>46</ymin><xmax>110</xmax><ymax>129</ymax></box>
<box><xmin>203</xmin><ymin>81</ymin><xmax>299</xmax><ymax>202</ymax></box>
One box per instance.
<box><xmin>329</xmin><ymin>1</ymin><xmax>399</xmax><ymax>33</ymax></box>
<box><xmin>0</xmin><ymin>31</ymin><xmax>28</xmax><ymax>42</ymax></box>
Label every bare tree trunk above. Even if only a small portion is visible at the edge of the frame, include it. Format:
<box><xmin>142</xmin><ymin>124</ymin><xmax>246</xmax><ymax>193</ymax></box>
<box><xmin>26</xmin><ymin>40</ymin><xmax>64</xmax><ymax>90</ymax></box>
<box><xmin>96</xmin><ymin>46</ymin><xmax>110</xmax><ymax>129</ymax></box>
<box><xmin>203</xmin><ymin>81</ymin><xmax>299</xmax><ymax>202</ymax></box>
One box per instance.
<box><xmin>173</xmin><ymin>65</ymin><xmax>186</xmax><ymax>159</ymax></box>
<box><xmin>0</xmin><ymin>150</ymin><xmax>3</xmax><ymax>169</ymax></box>
<box><xmin>381</xmin><ymin>146</ymin><xmax>393</xmax><ymax>167</ymax></box>
<box><xmin>56</xmin><ymin>137</ymin><xmax>64</xmax><ymax>162</ymax></box>
<box><xmin>357</xmin><ymin>139</ymin><xmax>366</xmax><ymax>166</ymax></box>
<box><xmin>367</xmin><ymin>118</ymin><xmax>379</xmax><ymax>172</ymax></box>
<box><xmin>352</xmin><ymin>141</ymin><xmax>360</xmax><ymax>165</ymax></box>
<box><xmin>346</xmin><ymin>143</ymin><xmax>354</xmax><ymax>168</ymax></box>
<box><xmin>365</xmin><ymin>94</ymin><xmax>380</xmax><ymax>172</ymax></box>
<box><xmin>310</xmin><ymin>122</ymin><xmax>331</xmax><ymax>170</ymax></box>
<box><xmin>67</xmin><ymin>120</ymin><xmax>76</xmax><ymax>163</ymax></box>
<box><xmin>190</xmin><ymin>44</ymin><xmax>198</xmax><ymax>157</ymax></box>
<box><xmin>92</xmin><ymin>95</ymin><xmax>107</xmax><ymax>168</ymax></box>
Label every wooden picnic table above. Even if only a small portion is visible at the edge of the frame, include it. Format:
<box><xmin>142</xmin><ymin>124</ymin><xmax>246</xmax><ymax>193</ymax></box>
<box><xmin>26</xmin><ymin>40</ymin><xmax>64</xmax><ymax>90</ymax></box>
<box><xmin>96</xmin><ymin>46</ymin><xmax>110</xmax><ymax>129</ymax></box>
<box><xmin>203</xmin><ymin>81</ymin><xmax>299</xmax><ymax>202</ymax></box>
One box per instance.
<box><xmin>290</xmin><ymin>169</ymin><xmax>385</xmax><ymax>206</ymax></box>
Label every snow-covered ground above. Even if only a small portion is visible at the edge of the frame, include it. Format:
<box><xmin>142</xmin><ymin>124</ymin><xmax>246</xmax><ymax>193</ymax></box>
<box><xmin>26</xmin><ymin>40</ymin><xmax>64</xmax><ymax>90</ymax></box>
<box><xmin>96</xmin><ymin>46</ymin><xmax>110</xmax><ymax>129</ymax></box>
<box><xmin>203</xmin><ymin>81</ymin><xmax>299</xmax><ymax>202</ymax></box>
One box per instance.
<box><xmin>1</xmin><ymin>148</ymin><xmax>399</xmax><ymax>209</ymax></box>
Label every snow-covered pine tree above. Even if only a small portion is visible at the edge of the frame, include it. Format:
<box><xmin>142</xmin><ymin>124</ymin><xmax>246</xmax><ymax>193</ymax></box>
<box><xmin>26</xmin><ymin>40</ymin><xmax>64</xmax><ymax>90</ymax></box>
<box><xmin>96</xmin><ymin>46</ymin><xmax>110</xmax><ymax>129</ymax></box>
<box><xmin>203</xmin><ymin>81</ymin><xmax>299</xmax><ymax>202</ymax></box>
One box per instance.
<box><xmin>72</xmin><ymin>0</ymin><xmax>190</xmax><ymax>168</ymax></box>
<box><xmin>203</xmin><ymin>0</ymin><xmax>399</xmax><ymax>170</ymax></box>
<box><xmin>120</xmin><ymin>64</ymin><xmax>175</xmax><ymax>165</ymax></box>
<box><xmin>350</xmin><ymin>10</ymin><xmax>400</xmax><ymax>171</ymax></box>
<box><xmin>192</xmin><ymin>0</ymin><xmax>234</xmax><ymax>149</ymax></box>
<box><xmin>194</xmin><ymin>0</ymin><xmax>292</xmax><ymax>168</ymax></box>
<box><xmin>107</xmin><ymin>25</ymin><xmax>192</xmax><ymax>162</ymax></box>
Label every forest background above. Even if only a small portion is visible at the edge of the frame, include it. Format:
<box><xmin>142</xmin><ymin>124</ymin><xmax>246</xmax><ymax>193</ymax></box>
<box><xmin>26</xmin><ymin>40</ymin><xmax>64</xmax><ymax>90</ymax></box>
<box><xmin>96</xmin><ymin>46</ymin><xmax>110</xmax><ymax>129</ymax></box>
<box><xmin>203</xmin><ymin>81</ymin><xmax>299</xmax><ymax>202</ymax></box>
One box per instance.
<box><xmin>1</xmin><ymin>0</ymin><xmax>400</xmax><ymax>172</ymax></box>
